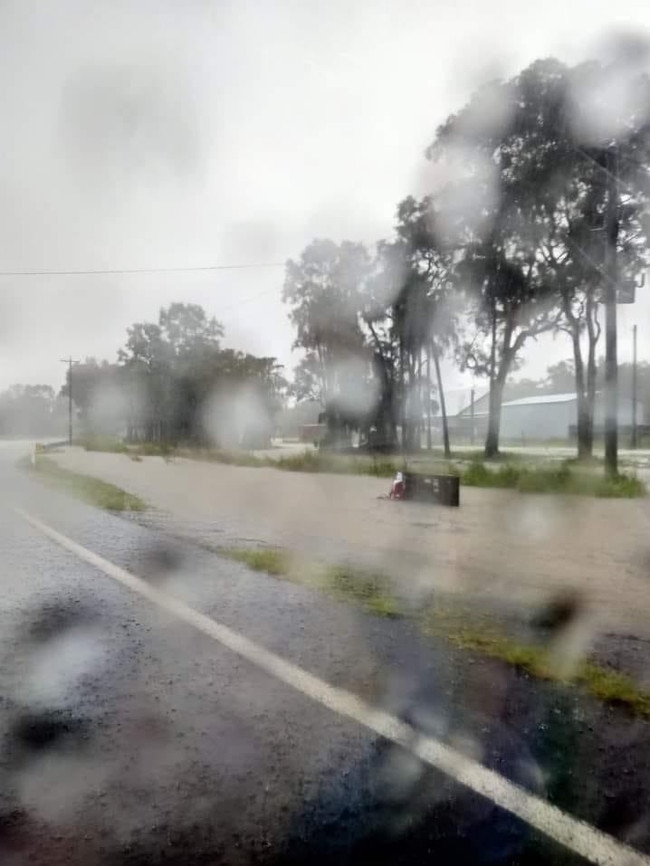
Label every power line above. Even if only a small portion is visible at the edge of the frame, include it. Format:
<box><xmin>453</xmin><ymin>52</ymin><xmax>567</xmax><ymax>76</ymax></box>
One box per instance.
<box><xmin>0</xmin><ymin>261</ymin><xmax>286</xmax><ymax>277</ymax></box>
<box><xmin>219</xmin><ymin>287</ymin><xmax>283</xmax><ymax>315</ymax></box>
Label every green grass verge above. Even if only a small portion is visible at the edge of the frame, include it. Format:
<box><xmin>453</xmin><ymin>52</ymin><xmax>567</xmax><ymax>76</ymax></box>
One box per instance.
<box><xmin>21</xmin><ymin>455</ymin><xmax>147</xmax><ymax>512</ymax></box>
<box><xmin>222</xmin><ymin>544</ymin><xmax>650</xmax><ymax>718</ymax></box>
<box><xmin>275</xmin><ymin>450</ymin><xmax>400</xmax><ymax>477</ymax></box>
<box><xmin>447</xmin><ymin>448</ymin><xmax>527</xmax><ymax>463</ymax></box>
<box><xmin>220</xmin><ymin>547</ymin><xmax>400</xmax><ymax>617</ymax></box>
<box><xmin>222</xmin><ymin>547</ymin><xmax>291</xmax><ymax>576</ymax></box>
<box><xmin>180</xmin><ymin>447</ymin><xmax>402</xmax><ymax>478</ymax></box>
<box><xmin>424</xmin><ymin>618</ymin><xmax>650</xmax><ymax>719</ymax></box>
<box><xmin>462</xmin><ymin>459</ymin><xmax>645</xmax><ymax>498</ymax></box>
<box><xmin>578</xmin><ymin>664</ymin><xmax>650</xmax><ymax>715</ymax></box>
<box><xmin>326</xmin><ymin>564</ymin><xmax>402</xmax><ymax>616</ymax></box>
<box><xmin>78</xmin><ymin>435</ymin><xmax>173</xmax><ymax>457</ymax></box>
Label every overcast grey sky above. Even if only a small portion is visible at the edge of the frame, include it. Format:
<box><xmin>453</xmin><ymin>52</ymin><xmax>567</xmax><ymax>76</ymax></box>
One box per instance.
<box><xmin>0</xmin><ymin>0</ymin><xmax>649</xmax><ymax>393</ymax></box>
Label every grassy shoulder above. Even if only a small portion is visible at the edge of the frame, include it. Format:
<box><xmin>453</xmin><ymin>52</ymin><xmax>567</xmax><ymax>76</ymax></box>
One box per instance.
<box><xmin>421</xmin><ymin>614</ymin><xmax>650</xmax><ymax>718</ymax></box>
<box><xmin>222</xmin><ymin>547</ymin><xmax>401</xmax><ymax>617</ymax></box>
<box><xmin>221</xmin><ymin>545</ymin><xmax>650</xmax><ymax>719</ymax></box>
<box><xmin>21</xmin><ymin>455</ymin><xmax>147</xmax><ymax>512</ymax></box>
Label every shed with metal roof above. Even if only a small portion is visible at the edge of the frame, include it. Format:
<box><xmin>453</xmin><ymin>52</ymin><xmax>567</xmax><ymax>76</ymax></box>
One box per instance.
<box><xmin>472</xmin><ymin>392</ymin><xmax>643</xmax><ymax>442</ymax></box>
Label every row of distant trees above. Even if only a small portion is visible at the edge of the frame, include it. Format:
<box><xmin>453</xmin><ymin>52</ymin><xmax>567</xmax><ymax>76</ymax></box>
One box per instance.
<box><xmin>504</xmin><ymin>358</ymin><xmax>650</xmax><ymax>414</ymax></box>
<box><xmin>6</xmin><ymin>353</ymin><xmax>648</xmax><ymax>444</ymax></box>
<box><xmin>283</xmin><ymin>56</ymin><xmax>650</xmax><ymax>458</ymax></box>
<box><xmin>0</xmin><ymin>385</ymin><xmax>67</xmax><ymax>437</ymax></box>
<box><xmin>59</xmin><ymin>303</ymin><xmax>288</xmax><ymax>447</ymax></box>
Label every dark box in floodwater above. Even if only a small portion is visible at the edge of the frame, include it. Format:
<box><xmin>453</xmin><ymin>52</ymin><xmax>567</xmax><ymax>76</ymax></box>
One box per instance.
<box><xmin>403</xmin><ymin>472</ymin><xmax>460</xmax><ymax>507</ymax></box>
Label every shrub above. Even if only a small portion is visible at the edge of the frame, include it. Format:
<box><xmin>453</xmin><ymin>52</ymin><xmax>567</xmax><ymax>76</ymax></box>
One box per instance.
<box><xmin>462</xmin><ymin>459</ymin><xmax>645</xmax><ymax>498</ymax></box>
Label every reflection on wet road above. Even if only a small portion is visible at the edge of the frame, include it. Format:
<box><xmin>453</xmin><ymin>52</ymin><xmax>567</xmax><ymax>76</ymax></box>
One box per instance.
<box><xmin>0</xmin><ymin>442</ymin><xmax>648</xmax><ymax>865</ymax></box>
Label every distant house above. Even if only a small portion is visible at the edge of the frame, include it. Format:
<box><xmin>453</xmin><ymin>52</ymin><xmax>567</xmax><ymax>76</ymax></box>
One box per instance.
<box><xmin>492</xmin><ymin>393</ymin><xmax>579</xmax><ymax>441</ymax></box>
<box><xmin>276</xmin><ymin>400</ymin><xmax>321</xmax><ymax>439</ymax></box>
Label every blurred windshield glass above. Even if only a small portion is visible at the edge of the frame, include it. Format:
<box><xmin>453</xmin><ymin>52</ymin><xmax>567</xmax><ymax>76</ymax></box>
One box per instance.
<box><xmin>1</xmin><ymin>3</ymin><xmax>650</xmax><ymax>865</ymax></box>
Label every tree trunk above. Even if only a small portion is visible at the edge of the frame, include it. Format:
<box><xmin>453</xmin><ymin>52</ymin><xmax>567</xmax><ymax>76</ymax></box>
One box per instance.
<box><xmin>585</xmin><ymin>299</ymin><xmax>599</xmax><ymax>457</ymax></box>
<box><xmin>576</xmin><ymin>396</ymin><xmax>591</xmax><ymax>459</ymax></box>
<box><xmin>386</xmin><ymin>385</ymin><xmax>399</xmax><ymax>449</ymax></box>
<box><xmin>400</xmin><ymin>349</ymin><xmax>418</xmax><ymax>452</ymax></box>
<box><xmin>426</xmin><ymin>344</ymin><xmax>432</xmax><ymax>450</ymax></box>
<box><xmin>409</xmin><ymin>353</ymin><xmax>421</xmax><ymax>451</ymax></box>
<box><xmin>484</xmin><ymin>300</ymin><xmax>511</xmax><ymax>460</ymax></box>
<box><xmin>484</xmin><ymin>294</ymin><xmax>500</xmax><ymax>459</ymax></box>
<box><xmin>366</xmin><ymin>322</ymin><xmax>399</xmax><ymax>450</ymax></box>
<box><xmin>571</xmin><ymin>332</ymin><xmax>591</xmax><ymax>460</ymax></box>
<box><xmin>585</xmin><ymin>356</ymin><xmax>596</xmax><ymax>455</ymax></box>
<box><xmin>568</xmin><ymin>296</ymin><xmax>600</xmax><ymax>460</ymax></box>
<box><xmin>484</xmin><ymin>371</ymin><xmax>506</xmax><ymax>459</ymax></box>
<box><xmin>379</xmin><ymin>372</ymin><xmax>399</xmax><ymax>450</ymax></box>
<box><xmin>399</xmin><ymin>344</ymin><xmax>408</xmax><ymax>453</ymax></box>
<box><xmin>419</xmin><ymin>348</ymin><xmax>425</xmax><ymax>452</ymax></box>
<box><xmin>432</xmin><ymin>341</ymin><xmax>451</xmax><ymax>459</ymax></box>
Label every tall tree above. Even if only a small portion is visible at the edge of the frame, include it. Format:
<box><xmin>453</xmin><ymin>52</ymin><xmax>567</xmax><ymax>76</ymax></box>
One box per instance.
<box><xmin>116</xmin><ymin>303</ymin><xmax>287</xmax><ymax>446</ymax></box>
<box><xmin>290</xmin><ymin>354</ymin><xmax>325</xmax><ymax>404</ymax></box>
<box><xmin>394</xmin><ymin>195</ymin><xmax>458</xmax><ymax>457</ymax></box>
<box><xmin>543</xmin><ymin>361</ymin><xmax>577</xmax><ymax>393</ymax></box>
<box><xmin>535</xmin><ymin>60</ymin><xmax>650</xmax><ymax>458</ymax></box>
<box><xmin>159</xmin><ymin>302</ymin><xmax>224</xmax><ymax>358</ymax></box>
<box><xmin>118</xmin><ymin>321</ymin><xmax>173</xmax><ymax>441</ymax></box>
<box><xmin>426</xmin><ymin>60</ymin><xmax>574</xmax><ymax>457</ymax></box>
<box><xmin>366</xmin><ymin>238</ymin><xmax>427</xmax><ymax>451</ymax></box>
<box><xmin>284</xmin><ymin>239</ymin><xmax>378</xmax><ymax>446</ymax></box>
<box><xmin>199</xmin><ymin>349</ymin><xmax>288</xmax><ymax>448</ymax></box>
<box><xmin>283</xmin><ymin>239</ymin><xmax>370</xmax><ymax>402</ymax></box>
<box><xmin>458</xmin><ymin>243</ymin><xmax>558</xmax><ymax>457</ymax></box>
<box><xmin>60</xmin><ymin>359</ymin><xmax>119</xmax><ymax>432</ymax></box>
<box><xmin>361</xmin><ymin>241</ymin><xmax>404</xmax><ymax>450</ymax></box>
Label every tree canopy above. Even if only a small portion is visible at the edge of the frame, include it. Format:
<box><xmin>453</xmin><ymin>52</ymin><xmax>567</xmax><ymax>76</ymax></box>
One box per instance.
<box><xmin>63</xmin><ymin>303</ymin><xmax>287</xmax><ymax>448</ymax></box>
<box><xmin>284</xmin><ymin>54</ymin><xmax>650</xmax><ymax>459</ymax></box>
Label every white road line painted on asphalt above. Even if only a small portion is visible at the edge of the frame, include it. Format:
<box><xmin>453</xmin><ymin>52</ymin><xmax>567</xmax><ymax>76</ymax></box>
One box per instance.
<box><xmin>15</xmin><ymin>507</ymin><xmax>649</xmax><ymax>866</ymax></box>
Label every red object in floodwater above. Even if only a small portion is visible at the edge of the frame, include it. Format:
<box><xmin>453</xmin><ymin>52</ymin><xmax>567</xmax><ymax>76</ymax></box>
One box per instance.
<box><xmin>389</xmin><ymin>472</ymin><xmax>405</xmax><ymax>500</ymax></box>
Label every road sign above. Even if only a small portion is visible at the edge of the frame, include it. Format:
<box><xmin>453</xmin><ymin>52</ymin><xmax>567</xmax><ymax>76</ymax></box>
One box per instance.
<box><xmin>617</xmin><ymin>279</ymin><xmax>636</xmax><ymax>304</ymax></box>
<box><xmin>597</xmin><ymin>278</ymin><xmax>637</xmax><ymax>304</ymax></box>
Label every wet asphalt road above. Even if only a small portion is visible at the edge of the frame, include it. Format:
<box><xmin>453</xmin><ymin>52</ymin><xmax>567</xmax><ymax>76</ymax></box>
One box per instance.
<box><xmin>0</xmin><ymin>443</ymin><xmax>648</xmax><ymax>864</ymax></box>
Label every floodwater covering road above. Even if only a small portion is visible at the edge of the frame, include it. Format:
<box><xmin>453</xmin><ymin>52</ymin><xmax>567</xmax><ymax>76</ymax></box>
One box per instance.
<box><xmin>50</xmin><ymin>448</ymin><xmax>650</xmax><ymax>639</ymax></box>
<box><xmin>0</xmin><ymin>441</ymin><xmax>649</xmax><ymax>864</ymax></box>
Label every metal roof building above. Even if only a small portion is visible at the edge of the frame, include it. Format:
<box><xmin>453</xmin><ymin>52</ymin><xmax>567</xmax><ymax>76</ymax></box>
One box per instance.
<box><xmin>473</xmin><ymin>392</ymin><xmax>643</xmax><ymax>442</ymax></box>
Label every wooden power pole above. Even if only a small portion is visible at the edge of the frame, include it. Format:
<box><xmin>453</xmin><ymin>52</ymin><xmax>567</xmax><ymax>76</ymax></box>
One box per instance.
<box><xmin>60</xmin><ymin>357</ymin><xmax>78</xmax><ymax>446</ymax></box>
<box><xmin>604</xmin><ymin>144</ymin><xmax>619</xmax><ymax>476</ymax></box>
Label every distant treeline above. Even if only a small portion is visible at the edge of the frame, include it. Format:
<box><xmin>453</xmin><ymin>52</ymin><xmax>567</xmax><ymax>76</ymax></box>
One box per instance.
<box><xmin>0</xmin><ymin>384</ymin><xmax>67</xmax><ymax>438</ymax></box>
<box><xmin>62</xmin><ymin>303</ymin><xmax>289</xmax><ymax>448</ymax></box>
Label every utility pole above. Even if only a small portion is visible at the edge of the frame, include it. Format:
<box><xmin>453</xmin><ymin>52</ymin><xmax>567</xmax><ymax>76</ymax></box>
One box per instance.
<box><xmin>60</xmin><ymin>357</ymin><xmax>79</xmax><ymax>447</ymax></box>
<box><xmin>632</xmin><ymin>324</ymin><xmax>638</xmax><ymax>449</ymax></box>
<box><xmin>604</xmin><ymin>144</ymin><xmax>619</xmax><ymax>476</ymax></box>
<box><xmin>470</xmin><ymin>387</ymin><xmax>475</xmax><ymax>447</ymax></box>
